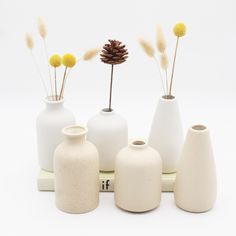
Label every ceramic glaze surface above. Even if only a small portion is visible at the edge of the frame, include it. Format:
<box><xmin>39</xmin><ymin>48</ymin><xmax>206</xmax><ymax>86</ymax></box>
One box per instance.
<box><xmin>87</xmin><ymin>109</ymin><xmax>128</xmax><ymax>171</ymax></box>
<box><xmin>36</xmin><ymin>97</ymin><xmax>75</xmax><ymax>172</ymax></box>
<box><xmin>114</xmin><ymin>140</ymin><xmax>162</xmax><ymax>212</ymax></box>
<box><xmin>148</xmin><ymin>96</ymin><xmax>183</xmax><ymax>173</ymax></box>
<box><xmin>54</xmin><ymin>125</ymin><xmax>99</xmax><ymax>214</ymax></box>
<box><xmin>174</xmin><ymin>125</ymin><xmax>217</xmax><ymax>213</ymax></box>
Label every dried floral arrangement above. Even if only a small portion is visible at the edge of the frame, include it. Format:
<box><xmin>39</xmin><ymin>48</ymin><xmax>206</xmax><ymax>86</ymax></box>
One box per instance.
<box><xmin>139</xmin><ymin>22</ymin><xmax>186</xmax><ymax>98</ymax></box>
<box><xmin>100</xmin><ymin>40</ymin><xmax>128</xmax><ymax>111</ymax></box>
<box><xmin>25</xmin><ymin>17</ymin><xmax>100</xmax><ymax>101</ymax></box>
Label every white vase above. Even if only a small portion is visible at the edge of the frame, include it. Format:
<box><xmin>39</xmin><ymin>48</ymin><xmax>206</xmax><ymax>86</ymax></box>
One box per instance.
<box><xmin>174</xmin><ymin>125</ymin><xmax>217</xmax><ymax>213</ymax></box>
<box><xmin>36</xmin><ymin>97</ymin><xmax>75</xmax><ymax>172</ymax></box>
<box><xmin>87</xmin><ymin>108</ymin><xmax>128</xmax><ymax>171</ymax></box>
<box><xmin>148</xmin><ymin>96</ymin><xmax>183</xmax><ymax>173</ymax></box>
<box><xmin>54</xmin><ymin>125</ymin><xmax>99</xmax><ymax>214</ymax></box>
<box><xmin>114</xmin><ymin>140</ymin><xmax>162</xmax><ymax>212</ymax></box>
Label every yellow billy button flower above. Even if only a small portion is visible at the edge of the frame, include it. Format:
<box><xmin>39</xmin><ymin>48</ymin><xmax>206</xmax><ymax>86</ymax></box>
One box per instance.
<box><xmin>49</xmin><ymin>54</ymin><xmax>61</xmax><ymax>67</ymax></box>
<box><xmin>173</xmin><ymin>22</ymin><xmax>186</xmax><ymax>37</ymax></box>
<box><xmin>62</xmin><ymin>53</ymin><xmax>76</xmax><ymax>68</ymax></box>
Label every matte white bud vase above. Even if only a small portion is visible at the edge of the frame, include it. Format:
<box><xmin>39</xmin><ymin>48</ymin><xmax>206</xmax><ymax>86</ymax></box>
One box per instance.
<box><xmin>87</xmin><ymin>108</ymin><xmax>128</xmax><ymax>171</ymax></box>
<box><xmin>114</xmin><ymin>140</ymin><xmax>162</xmax><ymax>212</ymax></box>
<box><xmin>174</xmin><ymin>125</ymin><xmax>217</xmax><ymax>213</ymax></box>
<box><xmin>36</xmin><ymin>97</ymin><xmax>75</xmax><ymax>172</ymax></box>
<box><xmin>148</xmin><ymin>96</ymin><xmax>183</xmax><ymax>173</ymax></box>
<box><xmin>54</xmin><ymin>125</ymin><xmax>99</xmax><ymax>214</ymax></box>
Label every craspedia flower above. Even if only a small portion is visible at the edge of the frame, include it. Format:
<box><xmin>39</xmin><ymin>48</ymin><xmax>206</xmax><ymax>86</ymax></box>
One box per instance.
<box><xmin>49</xmin><ymin>54</ymin><xmax>61</xmax><ymax>67</ymax></box>
<box><xmin>173</xmin><ymin>22</ymin><xmax>186</xmax><ymax>37</ymax></box>
<box><xmin>62</xmin><ymin>53</ymin><xmax>76</xmax><ymax>67</ymax></box>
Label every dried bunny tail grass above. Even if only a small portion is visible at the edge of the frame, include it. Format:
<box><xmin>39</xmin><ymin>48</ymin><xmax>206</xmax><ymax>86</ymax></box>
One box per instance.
<box><xmin>160</xmin><ymin>53</ymin><xmax>168</xmax><ymax>69</ymax></box>
<box><xmin>37</xmin><ymin>17</ymin><xmax>47</xmax><ymax>38</ymax></box>
<box><xmin>83</xmin><ymin>48</ymin><xmax>101</xmax><ymax>60</ymax></box>
<box><xmin>156</xmin><ymin>25</ymin><xmax>166</xmax><ymax>53</ymax></box>
<box><xmin>25</xmin><ymin>33</ymin><xmax>34</xmax><ymax>50</ymax></box>
<box><xmin>139</xmin><ymin>38</ymin><xmax>155</xmax><ymax>57</ymax></box>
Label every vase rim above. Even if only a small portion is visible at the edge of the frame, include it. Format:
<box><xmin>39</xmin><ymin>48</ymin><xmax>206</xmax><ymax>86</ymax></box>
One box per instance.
<box><xmin>62</xmin><ymin>125</ymin><xmax>88</xmax><ymax>137</ymax></box>
<box><xmin>130</xmin><ymin>140</ymin><xmax>147</xmax><ymax>149</ymax></box>
<box><xmin>44</xmin><ymin>96</ymin><xmax>64</xmax><ymax>104</ymax></box>
<box><xmin>161</xmin><ymin>95</ymin><xmax>176</xmax><ymax>101</ymax></box>
<box><xmin>100</xmin><ymin>108</ymin><xmax>114</xmax><ymax>114</ymax></box>
<box><xmin>190</xmin><ymin>124</ymin><xmax>208</xmax><ymax>133</ymax></box>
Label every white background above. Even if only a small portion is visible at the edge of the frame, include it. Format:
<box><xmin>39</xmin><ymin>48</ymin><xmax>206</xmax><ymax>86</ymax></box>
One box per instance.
<box><xmin>0</xmin><ymin>0</ymin><xmax>235</xmax><ymax>235</ymax></box>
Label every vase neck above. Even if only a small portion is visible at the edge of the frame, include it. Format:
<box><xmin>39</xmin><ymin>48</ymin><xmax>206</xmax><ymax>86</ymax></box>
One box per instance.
<box><xmin>100</xmin><ymin>108</ymin><xmax>115</xmax><ymax>116</ymax></box>
<box><xmin>44</xmin><ymin>97</ymin><xmax>64</xmax><ymax>111</ymax></box>
<box><xmin>130</xmin><ymin>140</ymin><xmax>147</xmax><ymax>150</ymax></box>
<box><xmin>63</xmin><ymin>125</ymin><xmax>87</xmax><ymax>144</ymax></box>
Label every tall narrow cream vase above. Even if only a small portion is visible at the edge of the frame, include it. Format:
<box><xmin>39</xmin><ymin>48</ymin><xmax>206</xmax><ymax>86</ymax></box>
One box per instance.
<box><xmin>174</xmin><ymin>125</ymin><xmax>217</xmax><ymax>213</ymax></box>
<box><xmin>36</xmin><ymin>96</ymin><xmax>75</xmax><ymax>172</ymax></box>
<box><xmin>54</xmin><ymin>125</ymin><xmax>99</xmax><ymax>214</ymax></box>
<box><xmin>114</xmin><ymin>140</ymin><xmax>162</xmax><ymax>212</ymax></box>
<box><xmin>148</xmin><ymin>96</ymin><xmax>183</xmax><ymax>173</ymax></box>
<box><xmin>87</xmin><ymin>108</ymin><xmax>128</xmax><ymax>171</ymax></box>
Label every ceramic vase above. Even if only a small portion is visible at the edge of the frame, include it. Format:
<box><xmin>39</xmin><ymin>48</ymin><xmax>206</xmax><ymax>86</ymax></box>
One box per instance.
<box><xmin>54</xmin><ymin>125</ymin><xmax>99</xmax><ymax>214</ymax></box>
<box><xmin>87</xmin><ymin>108</ymin><xmax>128</xmax><ymax>171</ymax></box>
<box><xmin>174</xmin><ymin>125</ymin><xmax>217</xmax><ymax>213</ymax></box>
<box><xmin>114</xmin><ymin>140</ymin><xmax>162</xmax><ymax>212</ymax></box>
<box><xmin>36</xmin><ymin>97</ymin><xmax>75</xmax><ymax>172</ymax></box>
<box><xmin>148</xmin><ymin>96</ymin><xmax>183</xmax><ymax>173</ymax></box>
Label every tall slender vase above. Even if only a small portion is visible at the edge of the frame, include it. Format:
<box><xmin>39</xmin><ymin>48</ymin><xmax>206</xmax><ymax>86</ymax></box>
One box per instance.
<box><xmin>114</xmin><ymin>140</ymin><xmax>162</xmax><ymax>212</ymax></box>
<box><xmin>148</xmin><ymin>96</ymin><xmax>183</xmax><ymax>173</ymax></box>
<box><xmin>174</xmin><ymin>125</ymin><xmax>217</xmax><ymax>213</ymax></box>
<box><xmin>54</xmin><ymin>125</ymin><xmax>99</xmax><ymax>214</ymax></box>
<box><xmin>87</xmin><ymin>108</ymin><xmax>128</xmax><ymax>172</ymax></box>
<box><xmin>36</xmin><ymin>97</ymin><xmax>75</xmax><ymax>172</ymax></box>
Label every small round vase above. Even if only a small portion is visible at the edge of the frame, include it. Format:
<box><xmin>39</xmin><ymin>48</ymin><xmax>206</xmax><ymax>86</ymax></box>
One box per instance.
<box><xmin>54</xmin><ymin>125</ymin><xmax>99</xmax><ymax>214</ymax></box>
<box><xmin>174</xmin><ymin>125</ymin><xmax>217</xmax><ymax>213</ymax></box>
<box><xmin>87</xmin><ymin>108</ymin><xmax>128</xmax><ymax>172</ymax></box>
<box><xmin>114</xmin><ymin>140</ymin><xmax>162</xmax><ymax>212</ymax></box>
<box><xmin>148</xmin><ymin>96</ymin><xmax>183</xmax><ymax>173</ymax></box>
<box><xmin>36</xmin><ymin>96</ymin><xmax>75</xmax><ymax>172</ymax></box>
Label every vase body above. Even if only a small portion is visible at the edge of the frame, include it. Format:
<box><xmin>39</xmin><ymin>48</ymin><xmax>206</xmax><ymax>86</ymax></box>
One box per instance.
<box><xmin>36</xmin><ymin>97</ymin><xmax>75</xmax><ymax>172</ymax></box>
<box><xmin>148</xmin><ymin>96</ymin><xmax>183</xmax><ymax>173</ymax></box>
<box><xmin>174</xmin><ymin>125</ymin><xmax>217</xmax><ymax>213</ymax></box>
<box><xmin>54</xmin><ymin>125</ymin><xmax>99</xmax><ymax>214</ymax></box>
<box><xmin>114</xmin><ymin>140</ymin><xmax>162</xmax><ymax>212</ymax></box>
<box><xmin>87</xmin><ymin>109</ymin><xmax>128</xmax><ymax>171</ymax></box>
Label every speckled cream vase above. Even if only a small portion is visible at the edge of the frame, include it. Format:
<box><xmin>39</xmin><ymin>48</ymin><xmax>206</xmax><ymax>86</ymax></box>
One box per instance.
<box><xmin>114</xmin><ymin>140</ymin><xmax>162</xmax><ymax>212</ymax></box>
<box><xmin>87</xmin><ymin>108</ymin><xmax>128</xmax><ymax>171</ymax></box>
<box><xmin>148</xmin><ymin>96</ymin><xmax>183</xmax><ymax>173</ymax></box>
<box><xmin>36</xmin><ymin>96</ymin><xmax>75</xmax><ymax>172</ymax></box>
<box><xmin>174</xmin><ymin>125</ymin><xmax>217</xmax><ymax>213</ymax></box>
<box><xmin>54</xmin><ymin>125</ymin><xmax>99</xmax><ymax>214</ymax></box>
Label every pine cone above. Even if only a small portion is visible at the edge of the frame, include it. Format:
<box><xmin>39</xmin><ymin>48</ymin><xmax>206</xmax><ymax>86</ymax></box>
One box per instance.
<box><xmin>100</xmin><ymin>40</ymin><xmax>128</xmax><ymax>65</ymax></box>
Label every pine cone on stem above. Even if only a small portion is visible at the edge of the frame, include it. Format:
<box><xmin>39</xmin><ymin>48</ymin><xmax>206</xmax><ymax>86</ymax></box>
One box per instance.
<box><xmin>100</xmin><ymin>40</ymin><xmax>128</xmax><ymax>111</ymax></box>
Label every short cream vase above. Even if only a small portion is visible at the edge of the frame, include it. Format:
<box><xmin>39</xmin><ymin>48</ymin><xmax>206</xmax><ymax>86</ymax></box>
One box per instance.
<box><xmin>114</xmin><ymin>140</ymin><xmax>162</xmax><ymax>212</ymax></box>
<box><xmin>174</xmin><ymin>125</ymin><xmax>217</xmax><ymax>213</ymax></box>
<box><xmin>54</xmin><ymin>125</ymin><xmax>99</xmax><ymax>214</ymax></box>
<box><xmin>87</xmin><ymin>108</ymin><xmax>128</xmax><ymax>172</ymax></box>
<box><xmin>36</xmin><ymin>97</ymin><xmax>75</xmax><ymax>172</ymax></box>
<box><xmin>148</xmin><ymin>96</ymin><xmax>183</xmax><ymax>173</ymax></box>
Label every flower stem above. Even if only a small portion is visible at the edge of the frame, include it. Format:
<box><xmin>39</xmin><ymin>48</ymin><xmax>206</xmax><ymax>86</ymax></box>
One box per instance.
<box><xmin>154</xmin><ymin>56</ymin><xmax>166</xmax><ymax>95</ymax></box>
<box><xmin>59</xmin><ymin>67</ymin><xmax>68</xmax><ymax>100</ymax></box>
<box><xmin>169</xmin><ymin>37</ymin><xmax>179</xmax><ymax>96</ymax></box>
<box><xmin>54</xmin><ymin>68</ymin><xmax>57</xmax><ymax>101</ymax></box>
<box><xmin>108</xmin><ymin>64</ymin><xmax>114</xmax><ymax>111</ymax></box>
<box><xmin>30</xmin><ymin>51</ymin><xmax>48</xmax><ymax>97</ymax></box>
<box><xmin>43</xmin><ymin>39</ymin><xmax>53</xmax><ymax>96</ymax></box>
<box><xmin>165</xmin><ymin>69</ymin><xmax>168</xmax><ymax>95</ymax></box>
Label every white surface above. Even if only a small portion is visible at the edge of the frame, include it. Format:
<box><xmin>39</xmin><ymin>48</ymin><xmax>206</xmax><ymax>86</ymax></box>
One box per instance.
<box><xmin>0</xmin><ymin>0</ymin><xmax>235</xmax><ymax>235</ymax></box>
